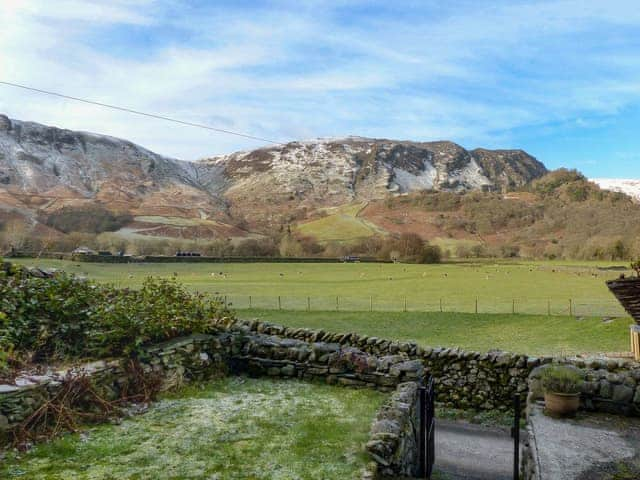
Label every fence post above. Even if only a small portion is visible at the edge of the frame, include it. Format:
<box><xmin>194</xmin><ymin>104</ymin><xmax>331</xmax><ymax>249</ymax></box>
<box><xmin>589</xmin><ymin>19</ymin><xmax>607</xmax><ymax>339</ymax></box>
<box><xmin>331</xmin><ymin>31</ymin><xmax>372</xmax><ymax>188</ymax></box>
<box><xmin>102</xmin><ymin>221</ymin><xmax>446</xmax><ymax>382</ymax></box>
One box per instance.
<box><xmin>370</xmin><ymin>296</ymin><xmax>373</xmax><ymax>312</ymax></box>
<box><xmin>569</xmin><ymin>298</ymin><xmax>573</xmax><ymax>317</ymax></box>
<box><xmin>548</xmin><ymin>300</ymin><xmax>551</xmax><ymax>316</ymax></box>
<box><xmin>249</xmin><ymin>295</ymin><xmax>252</xmax><ymax>309</ymax></box>
<box><xmin>512</xmin><ymin>299</ymin><xmax>515</xmax><ymax>315</ymax></box>
<box><xmin>440</xmin><ymin>298</ymin><xmax>443</xmax><ymax>312</ymax></box>
<box><xmin>475</xmin><ymin>297</ymin><xmax>478</xmax><ymax>314</ymax></box>
<box><xmin>336</xmin><ymin>296</ymin><xmax>339</xmax><ymax>311</ymax></box>
<box><xmin>224</xmin><ymin>295</ymin><xmax>227</xmax><ymax>307</ymax></box>
<box><xmin>278</xmin><ymin>295</ymin><xmax>281</xmax><ymax>310</ymax></box>
<box><xmin>404</xmin><ymin>296</ymin><xmax>407</xmax><ymax>312</ymax></box>
<box><xmin>307</xmin><ymin>296</ymin><xmax>310</xmax><ymax>312</ymax></box>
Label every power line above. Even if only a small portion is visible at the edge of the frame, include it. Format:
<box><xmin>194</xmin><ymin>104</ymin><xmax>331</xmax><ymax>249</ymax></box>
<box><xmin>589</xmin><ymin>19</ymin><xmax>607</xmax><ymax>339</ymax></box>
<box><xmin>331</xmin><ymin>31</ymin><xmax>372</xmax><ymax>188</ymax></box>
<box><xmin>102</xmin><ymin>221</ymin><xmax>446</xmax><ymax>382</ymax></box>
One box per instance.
<box><xmin>0</xmin><ymin>80</ymin><xmax>282</xmax><ymax>145</ymax></box>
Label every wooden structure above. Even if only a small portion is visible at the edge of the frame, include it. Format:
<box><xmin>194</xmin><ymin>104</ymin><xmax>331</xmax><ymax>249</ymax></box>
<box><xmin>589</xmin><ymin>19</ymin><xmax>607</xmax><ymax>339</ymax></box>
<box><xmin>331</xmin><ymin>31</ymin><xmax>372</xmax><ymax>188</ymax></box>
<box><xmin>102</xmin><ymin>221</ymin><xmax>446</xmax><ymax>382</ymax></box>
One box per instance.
<box><xmin>606</xmin><ymin>277</ymin><xmax>640</xmax><ymax>360</ymax></box>
<box><xmin>632</xmin><ymin>325</ymin><xmax>640</xmax><ymax>361</ymax></box>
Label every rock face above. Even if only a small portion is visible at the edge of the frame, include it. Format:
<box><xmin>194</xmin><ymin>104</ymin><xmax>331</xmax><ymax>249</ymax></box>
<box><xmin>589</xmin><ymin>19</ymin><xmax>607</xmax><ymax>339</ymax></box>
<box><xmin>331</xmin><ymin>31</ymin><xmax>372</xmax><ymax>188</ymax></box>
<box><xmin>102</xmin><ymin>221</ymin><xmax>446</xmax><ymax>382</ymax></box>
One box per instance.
<box><xmin>203</xmin><ymin>137</ymin><xmax>547</xmax><ymax>207</ymax></box>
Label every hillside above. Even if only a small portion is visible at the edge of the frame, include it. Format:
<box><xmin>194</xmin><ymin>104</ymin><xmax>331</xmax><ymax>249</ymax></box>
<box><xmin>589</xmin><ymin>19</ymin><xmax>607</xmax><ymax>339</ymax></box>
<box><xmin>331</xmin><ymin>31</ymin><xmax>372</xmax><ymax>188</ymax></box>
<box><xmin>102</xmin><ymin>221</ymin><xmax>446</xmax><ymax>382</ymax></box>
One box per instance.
<box><xmin>0</xmin><ymin>115</ymin><xmax>547</xmax><ymax>242</ymax></box>
<box><xmin>3</xmin><ymin>115</ymin><xmax>640</xmax><ymax>261</ymax></box>
<box><xmin>202</xmin><ymin>138</ymin><xmax>546</xmax><ymax>229</ymax></box>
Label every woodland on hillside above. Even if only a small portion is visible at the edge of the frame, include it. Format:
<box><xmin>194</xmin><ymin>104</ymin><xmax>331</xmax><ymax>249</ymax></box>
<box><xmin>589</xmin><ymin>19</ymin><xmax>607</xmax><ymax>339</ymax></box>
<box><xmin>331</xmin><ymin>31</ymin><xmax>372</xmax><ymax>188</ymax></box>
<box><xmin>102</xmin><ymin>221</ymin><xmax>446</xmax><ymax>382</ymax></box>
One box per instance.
<box><xmin>1</xmin><ymin>169</ymin><xmax>639</xmax><ymax>262</ymax></box>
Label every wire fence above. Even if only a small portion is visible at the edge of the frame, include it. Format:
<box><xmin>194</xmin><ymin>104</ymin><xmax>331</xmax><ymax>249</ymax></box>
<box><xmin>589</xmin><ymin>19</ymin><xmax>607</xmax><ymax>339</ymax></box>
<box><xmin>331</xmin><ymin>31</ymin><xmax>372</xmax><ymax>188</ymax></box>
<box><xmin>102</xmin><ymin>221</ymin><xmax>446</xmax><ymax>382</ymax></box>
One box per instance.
<box><xmin>217</xmin><ymin>294</ymin><xmax>628</xmax><ymax>318</ymax></box>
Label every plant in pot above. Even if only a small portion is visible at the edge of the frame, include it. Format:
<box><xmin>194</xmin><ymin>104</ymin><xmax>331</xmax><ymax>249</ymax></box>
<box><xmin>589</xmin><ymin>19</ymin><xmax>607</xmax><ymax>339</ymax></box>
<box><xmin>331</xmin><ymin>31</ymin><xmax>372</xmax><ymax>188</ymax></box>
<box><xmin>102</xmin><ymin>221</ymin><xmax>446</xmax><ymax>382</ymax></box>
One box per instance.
<box><xmin>540</xmin><ymin>365</ymin><xmax>584</xmax><ymax>417</ymax></box>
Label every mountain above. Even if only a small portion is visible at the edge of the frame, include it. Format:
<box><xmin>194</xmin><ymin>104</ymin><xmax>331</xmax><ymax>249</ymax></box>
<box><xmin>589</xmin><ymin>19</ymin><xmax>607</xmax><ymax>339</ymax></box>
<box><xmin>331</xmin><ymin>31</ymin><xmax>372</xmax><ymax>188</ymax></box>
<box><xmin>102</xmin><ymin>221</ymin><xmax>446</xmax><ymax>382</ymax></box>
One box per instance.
<box><xmin>0</xmin><ymin>114</ymin><xmax>547</xmax><ymax>242</ymax></box>
<box><xmin>202</xmin><ymin>137</ymin><xmax>547</xmax><ymax>228</ymax></box>
<box><xmin>591</xmin><ymin>179</ymin><xmax>640</xmax><ymax>202</ymax></box>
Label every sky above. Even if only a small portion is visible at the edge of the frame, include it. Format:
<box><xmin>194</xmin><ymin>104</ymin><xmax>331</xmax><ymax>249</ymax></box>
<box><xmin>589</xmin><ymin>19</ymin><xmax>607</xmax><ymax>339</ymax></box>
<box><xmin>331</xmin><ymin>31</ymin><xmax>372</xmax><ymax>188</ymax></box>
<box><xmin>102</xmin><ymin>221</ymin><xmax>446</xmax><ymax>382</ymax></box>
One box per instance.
<box><xmin>1</xmin><ymin>0</ymin><xmax>640</xmax><ymax>178</ymax></box>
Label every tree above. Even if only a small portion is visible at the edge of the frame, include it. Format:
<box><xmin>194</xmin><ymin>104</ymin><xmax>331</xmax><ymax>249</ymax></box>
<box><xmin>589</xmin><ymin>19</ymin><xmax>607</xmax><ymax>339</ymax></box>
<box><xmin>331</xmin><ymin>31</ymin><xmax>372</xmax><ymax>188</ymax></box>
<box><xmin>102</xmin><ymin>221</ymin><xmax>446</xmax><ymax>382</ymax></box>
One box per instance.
<box><xmin>1</xmin><ymin>219</ymin><xmax>33</xmax><ymax>252</ymax></box>
<box><xmin>421</xmin><ymin>244</ymin><xmax>442</xmax><ymax>264</ymax></box>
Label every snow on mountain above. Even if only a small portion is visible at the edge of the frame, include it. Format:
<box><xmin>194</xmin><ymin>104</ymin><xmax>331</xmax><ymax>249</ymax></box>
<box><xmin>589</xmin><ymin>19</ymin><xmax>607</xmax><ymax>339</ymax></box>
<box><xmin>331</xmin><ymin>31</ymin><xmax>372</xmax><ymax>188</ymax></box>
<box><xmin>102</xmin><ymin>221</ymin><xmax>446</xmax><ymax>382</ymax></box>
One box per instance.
<box><xmin>591</xmin><ymin>178</ymin><xmax>640</xmax><ymax>201</ymax></box>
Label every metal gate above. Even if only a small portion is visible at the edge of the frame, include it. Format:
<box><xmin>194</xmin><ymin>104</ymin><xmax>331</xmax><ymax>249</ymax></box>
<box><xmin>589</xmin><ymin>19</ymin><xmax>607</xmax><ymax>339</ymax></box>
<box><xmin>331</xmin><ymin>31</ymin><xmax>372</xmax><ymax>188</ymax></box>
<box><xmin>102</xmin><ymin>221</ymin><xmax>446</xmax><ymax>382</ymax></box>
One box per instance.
<box><xmin>418</xmin><ymin>376</ymin><xmax>435</xmax><ymax>479</ymax></box>
<box><xmin>511</xmin><ymin>395</ymin><xmax>522</xmax><ymax>480</ymax></box>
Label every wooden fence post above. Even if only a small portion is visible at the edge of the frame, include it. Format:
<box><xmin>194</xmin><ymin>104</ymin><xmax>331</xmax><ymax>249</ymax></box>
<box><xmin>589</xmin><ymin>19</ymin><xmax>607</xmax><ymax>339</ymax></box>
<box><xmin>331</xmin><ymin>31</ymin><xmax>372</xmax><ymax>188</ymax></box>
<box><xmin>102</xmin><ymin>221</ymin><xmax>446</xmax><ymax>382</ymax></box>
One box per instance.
<box><xmin>440</xmin><ymin>298</ymin><xmax>443</xmax><ymax>312</ymax></box>
<box><xmin>475</xmin><ymin>297</ymin><xmax>478</xmax><ymax>314</ymax></box>
<box><xmin>404</xmin><ymin>296</ymin><xmax>407</xmax><ymax>312</ymax></box>
<box><xmin>512</xmin><ymin>299</ymin><xmax>516</xmax><ymax>315</ymax></box>
<box><xmin>307</xmin><ymin>296</ymin><xmax>310</xmax><ymax>311</ymax></box>
<box><xmin>249</xmin><ymin>295</ymin><xmax>252</xmax><ymax>309</ymax></box>
<box><xmin>569</xmin><ymin>299</ymin><xmax>573</xmax><ymax>317</ymax></box>
<box><xmin>370</xmin><ymin>296</ymin><xmax>373</xmax><ymax>312</ymax></box>
<box><xmin>548</xmin><ymin>300</ymin><xmax>551</xmax><ymax>316</ymax></box>
<box><xmin>336</xmin><ymin>296</ymin><xmax>339</xmax><ymax>311</ymax></box>
<box><xmin>278</xmin><ymin>295</ymin><xmax>281</xmax><ymax>310</ymax></box>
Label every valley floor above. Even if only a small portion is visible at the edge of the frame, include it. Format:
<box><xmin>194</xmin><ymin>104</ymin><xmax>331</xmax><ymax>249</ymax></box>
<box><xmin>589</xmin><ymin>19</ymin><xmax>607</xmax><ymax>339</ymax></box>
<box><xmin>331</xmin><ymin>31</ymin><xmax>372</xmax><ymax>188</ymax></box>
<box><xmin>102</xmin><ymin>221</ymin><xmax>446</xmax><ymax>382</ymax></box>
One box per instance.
<box><xmin>10</xmin><ymin>258</ymin><xmax>634</xmax><ymax>356</ymax></box>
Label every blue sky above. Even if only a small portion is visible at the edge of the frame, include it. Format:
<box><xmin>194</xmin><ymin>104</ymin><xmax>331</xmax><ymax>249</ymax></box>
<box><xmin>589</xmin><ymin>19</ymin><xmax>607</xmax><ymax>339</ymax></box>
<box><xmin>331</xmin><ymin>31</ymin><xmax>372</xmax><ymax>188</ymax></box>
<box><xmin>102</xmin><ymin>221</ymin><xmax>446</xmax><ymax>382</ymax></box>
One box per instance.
<box><xmin>1</xmin><ymin>0</ymin><xmax>640</xmax><ymax>178</ymax></box>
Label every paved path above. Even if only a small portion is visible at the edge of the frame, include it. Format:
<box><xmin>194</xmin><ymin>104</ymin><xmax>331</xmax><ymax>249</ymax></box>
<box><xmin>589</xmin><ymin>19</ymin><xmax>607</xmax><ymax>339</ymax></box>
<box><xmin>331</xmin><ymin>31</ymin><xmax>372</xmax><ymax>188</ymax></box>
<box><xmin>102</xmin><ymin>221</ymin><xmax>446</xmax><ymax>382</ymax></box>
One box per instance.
<box><xmin>527</xmin><ymin>404</ymin><xmax>640</xmax><ymax>480</ymax></box>
<box><xmin>433</xmin><ymin>419</ymin><xmax>516</xmax><ymax>480</ymax></box>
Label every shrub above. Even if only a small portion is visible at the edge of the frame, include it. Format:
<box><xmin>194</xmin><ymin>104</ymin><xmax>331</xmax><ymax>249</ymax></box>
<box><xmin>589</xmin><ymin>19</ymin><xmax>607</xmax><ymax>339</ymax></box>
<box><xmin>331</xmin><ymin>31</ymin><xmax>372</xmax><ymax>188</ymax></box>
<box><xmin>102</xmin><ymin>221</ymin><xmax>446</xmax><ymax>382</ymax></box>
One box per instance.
<box><xmin>0</xmin><ymin>266</ymin><xmax>231</xmax><ymax>365</ymax></box>
<box><xmin>421</xmin><ymin>244</ymin><xmax>442</xmax><ymax>264</ymax></box>
<box><xmin>42</xmin><ymin>205</ymin><xmax>132</xmax><ymax>234</ymax></box>
<box><xmin>540</xmin><ymin>365</ymin><xmax>583</xmax><ymax>394</ymax></box>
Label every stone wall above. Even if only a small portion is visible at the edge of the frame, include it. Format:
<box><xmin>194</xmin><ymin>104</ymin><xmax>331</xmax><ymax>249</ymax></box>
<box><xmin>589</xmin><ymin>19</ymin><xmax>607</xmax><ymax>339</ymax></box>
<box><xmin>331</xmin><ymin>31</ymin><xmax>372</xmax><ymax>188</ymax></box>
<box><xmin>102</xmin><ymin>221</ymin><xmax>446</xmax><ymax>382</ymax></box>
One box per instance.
<box><xmin>363</xmin><ymin>382</ymin><xmax>421</xmax><ymax>479</ymax></box>
<box><xmin>1</xmin><ymin>333</ymin><xmax>234</xmax><ymax>445</ymax></box>
<box><xmin>217</xmin><ymin>318</ymin><xmax>640</xmax><ymax>415</ymax></box>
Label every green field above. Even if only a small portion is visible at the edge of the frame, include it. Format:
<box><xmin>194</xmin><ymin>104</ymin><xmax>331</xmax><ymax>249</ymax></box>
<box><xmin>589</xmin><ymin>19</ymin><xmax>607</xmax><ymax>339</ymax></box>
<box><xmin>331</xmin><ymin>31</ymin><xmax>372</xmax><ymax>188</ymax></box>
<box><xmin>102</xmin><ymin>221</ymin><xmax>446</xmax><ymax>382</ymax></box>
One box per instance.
<box><xmin>9</xmin><ymin>258</ymin><xmax>634</xmax><ymax>356</ymax></box>
<box><xmin>295</xmin><ymin>202</ymin><xmax>385</xmax><ymax>242</ymax></box>
<box><xmin>11</xmin><ymin>258</ymin><xmax>630</xmax><ymax>316</ymax></box>
<box><xmin>1</xmin><ymin>377</ymin><xmax>385</xmax><ymax>479</ymax></box>
<box><xmin>247</xmin><ymin>309</ymin><xmax>631</xmax><ymax>357</ymax></box>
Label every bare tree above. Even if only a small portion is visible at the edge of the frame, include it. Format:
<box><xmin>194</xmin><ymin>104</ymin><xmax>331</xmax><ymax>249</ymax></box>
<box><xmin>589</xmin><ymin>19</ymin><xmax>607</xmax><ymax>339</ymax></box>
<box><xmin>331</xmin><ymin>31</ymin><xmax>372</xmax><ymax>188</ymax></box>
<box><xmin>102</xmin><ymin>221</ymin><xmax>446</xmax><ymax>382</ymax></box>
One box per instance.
<box><xmin>1</xmin><ymin>219</ymin><xmax>33</xmax><ymax>253</ymax></box>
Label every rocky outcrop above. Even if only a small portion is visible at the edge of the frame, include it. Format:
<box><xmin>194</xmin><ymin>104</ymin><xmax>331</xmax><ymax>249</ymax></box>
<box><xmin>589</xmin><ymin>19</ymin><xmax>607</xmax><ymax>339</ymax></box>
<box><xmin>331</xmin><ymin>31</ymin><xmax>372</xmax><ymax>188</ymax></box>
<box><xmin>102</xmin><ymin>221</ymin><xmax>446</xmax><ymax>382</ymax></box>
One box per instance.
<box><xmin>203</xmin><ymin>138</ymin><xmax>546</xmax><ymax>210</ymax></box>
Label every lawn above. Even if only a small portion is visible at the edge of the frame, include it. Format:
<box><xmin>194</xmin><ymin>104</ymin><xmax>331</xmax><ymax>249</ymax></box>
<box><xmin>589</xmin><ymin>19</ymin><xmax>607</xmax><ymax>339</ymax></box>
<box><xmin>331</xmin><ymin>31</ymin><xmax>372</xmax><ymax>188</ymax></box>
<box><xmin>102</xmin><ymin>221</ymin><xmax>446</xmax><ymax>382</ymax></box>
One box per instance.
<box><xmin>241</xmin><ymin>309</ymin><xmax>633</xmax><ymax>357</ymax></box>
<box><xmin>0</xmin><ymin>376</ymin><xmax>386</xmax><ymax>480</ymax></box>
<box><xmin>10</xmin><ymin>258</ymin><xmax>631</xmax><ymax>317</ymax></box>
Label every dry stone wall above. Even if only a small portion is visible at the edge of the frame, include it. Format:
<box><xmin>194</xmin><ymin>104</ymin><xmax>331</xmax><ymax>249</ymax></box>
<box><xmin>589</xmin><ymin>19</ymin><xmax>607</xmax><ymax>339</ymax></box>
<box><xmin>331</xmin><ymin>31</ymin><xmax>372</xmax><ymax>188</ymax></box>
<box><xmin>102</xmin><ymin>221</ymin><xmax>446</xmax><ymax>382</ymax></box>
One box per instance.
<box><xmin>218</xmin><ymin>318</ymin><xmax>640</xmax><ymax>415</ymax></box>
<box><xmin>1</xmin><ymin>329</ymin><xmax>423</xmax><ymax>478</ymax></box>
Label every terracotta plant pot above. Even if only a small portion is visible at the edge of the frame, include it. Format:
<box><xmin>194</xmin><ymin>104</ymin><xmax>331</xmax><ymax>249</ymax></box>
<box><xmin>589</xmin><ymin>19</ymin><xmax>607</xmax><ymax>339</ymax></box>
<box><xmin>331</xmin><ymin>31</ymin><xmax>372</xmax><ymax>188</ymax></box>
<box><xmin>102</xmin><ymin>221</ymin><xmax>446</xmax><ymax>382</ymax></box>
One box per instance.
<box><xmin>544</xmin><ymin>392</ymin><xmax>580</xmax><ymax>417</ymax></box>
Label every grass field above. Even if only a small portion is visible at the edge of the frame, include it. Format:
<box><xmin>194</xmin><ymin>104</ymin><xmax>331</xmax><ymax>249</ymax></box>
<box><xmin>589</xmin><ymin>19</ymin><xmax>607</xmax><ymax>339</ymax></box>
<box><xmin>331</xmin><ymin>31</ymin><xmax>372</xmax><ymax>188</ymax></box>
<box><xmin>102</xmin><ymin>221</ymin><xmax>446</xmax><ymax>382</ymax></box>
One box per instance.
<box><xmin>9</xmin><ymin>258</ymin><xmax>634</xmax><ymax>356</ymax></box>
<box><xmin>245</xmin><ymin>309</ymin><xmax>632</xmax><ymax>357</ymax></box>
<box><xmin>295</xmin><ymin>202</ymin><xmax>385</xmax><ymax>242</ymax></box>
<box><xmin>10</xmin><ymin>258</ymin><xmax>630</xmax><ymax>316</ymax></box>
<box><xmin>0</xmin><ymin>376</ymin><xmax>385</xmax><ymax>479</ymax></box>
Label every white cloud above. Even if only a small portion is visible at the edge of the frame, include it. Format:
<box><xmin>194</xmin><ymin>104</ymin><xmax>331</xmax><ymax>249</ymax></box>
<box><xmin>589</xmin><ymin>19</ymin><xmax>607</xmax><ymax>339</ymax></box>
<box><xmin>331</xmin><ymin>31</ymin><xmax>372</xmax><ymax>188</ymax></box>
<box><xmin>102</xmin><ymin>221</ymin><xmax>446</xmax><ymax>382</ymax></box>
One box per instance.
<box><xmin>1</xmin><ymin>0</ymin><xmax>640</xmax><ymax>160</ymax></box>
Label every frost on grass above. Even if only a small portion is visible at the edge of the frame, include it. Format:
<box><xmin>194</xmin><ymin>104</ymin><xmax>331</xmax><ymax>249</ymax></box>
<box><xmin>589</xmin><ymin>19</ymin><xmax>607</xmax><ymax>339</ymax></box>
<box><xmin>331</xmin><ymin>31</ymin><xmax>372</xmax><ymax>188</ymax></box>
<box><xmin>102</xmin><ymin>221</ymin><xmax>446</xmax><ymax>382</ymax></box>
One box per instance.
<box><xmin>1</xmin><ymin>377</ymin><xmax>386</xmax><ymax>480</ymax></box>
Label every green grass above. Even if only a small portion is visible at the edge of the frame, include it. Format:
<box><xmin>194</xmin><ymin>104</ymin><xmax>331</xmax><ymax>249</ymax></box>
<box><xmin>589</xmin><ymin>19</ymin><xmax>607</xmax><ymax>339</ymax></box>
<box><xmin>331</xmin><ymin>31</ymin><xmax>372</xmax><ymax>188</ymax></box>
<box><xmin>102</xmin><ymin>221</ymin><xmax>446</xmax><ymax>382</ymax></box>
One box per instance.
<box><xmin>0</xmin><ymin>376</ymin><xmax>386</xmax><ymax>480</ymax></box>
<box><xmin>10</xmin><ymin>258</ymin><xmax>631</xmax><ymax>317</ymax></box>
<box><xmin>295</xmin><ymin>202</ymin><xmax>385</xmax><ymax>242</ymax></box>
<box><xmin>9</xmin><ymin>258</ymin><xmax>634</xmax><ymax>355</ymax></box>
<box><xmin>241</xmin><ymin>309</ymin><xmax>633</xmax><ymax>357</ymax></box>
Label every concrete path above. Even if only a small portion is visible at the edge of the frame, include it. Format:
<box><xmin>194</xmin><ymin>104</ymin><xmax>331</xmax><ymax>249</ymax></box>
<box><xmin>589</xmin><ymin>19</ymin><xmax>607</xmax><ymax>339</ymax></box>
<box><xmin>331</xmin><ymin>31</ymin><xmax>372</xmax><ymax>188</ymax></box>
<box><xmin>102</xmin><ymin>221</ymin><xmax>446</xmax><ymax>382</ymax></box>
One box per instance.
<box><xmin>527</xmin><ymin>404</ymin><xmax>640</xmax><ymax>480</ymax></box>
<box><xmin>433</xmin><ymin>419</ymin><xmax>516</xmax><ymax>480</ymax></box>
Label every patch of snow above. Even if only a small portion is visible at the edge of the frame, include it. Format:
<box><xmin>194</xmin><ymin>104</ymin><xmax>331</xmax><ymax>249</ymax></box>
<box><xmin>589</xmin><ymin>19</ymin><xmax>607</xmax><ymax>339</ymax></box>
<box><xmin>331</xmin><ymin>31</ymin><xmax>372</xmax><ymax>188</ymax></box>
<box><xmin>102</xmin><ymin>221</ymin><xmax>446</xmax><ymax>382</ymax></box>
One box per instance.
<box><xmin>592</xmin><ymin>178</ymin><xmax>640</xmax><ymax>201</ymax></box>
<box><xmin>391</xmin><ymin>163</ymin><xmax>437</xmax><ymax>192</ymax></box>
